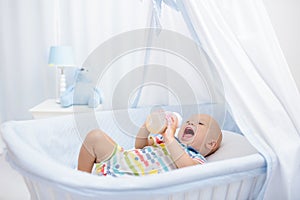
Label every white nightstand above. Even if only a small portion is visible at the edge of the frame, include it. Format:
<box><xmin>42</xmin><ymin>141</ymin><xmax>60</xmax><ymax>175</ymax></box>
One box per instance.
<box><xmin>29</xmin><ymin>99</ymin><xmax>102</xmax><ymax>119</ymax></box>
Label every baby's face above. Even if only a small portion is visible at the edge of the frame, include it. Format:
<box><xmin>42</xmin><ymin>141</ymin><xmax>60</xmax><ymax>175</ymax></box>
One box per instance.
<box><xmin>177</xmin><ymin>114</ymin><xmax>213</xmax><ymax>153</ymax></box>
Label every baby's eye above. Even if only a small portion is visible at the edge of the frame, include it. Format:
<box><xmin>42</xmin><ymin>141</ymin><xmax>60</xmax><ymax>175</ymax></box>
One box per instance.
<box><xmin>198</xmin><ymin>122</ymin><xmax>204</xmax><ymax>125</ymax></box>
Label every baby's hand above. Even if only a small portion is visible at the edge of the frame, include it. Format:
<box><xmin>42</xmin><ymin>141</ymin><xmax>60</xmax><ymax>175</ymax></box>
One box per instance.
<box><xmin>162</xmin><ymin>113</ymin><xmax>178</xmax><ymax>142</ymax></box>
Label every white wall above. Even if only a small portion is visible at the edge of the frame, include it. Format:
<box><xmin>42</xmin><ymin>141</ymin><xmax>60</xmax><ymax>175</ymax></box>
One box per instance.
<box><xmin>263</xmin><ymin>0</ymin><xmax>300</xmax><ymax>92</ymax></box>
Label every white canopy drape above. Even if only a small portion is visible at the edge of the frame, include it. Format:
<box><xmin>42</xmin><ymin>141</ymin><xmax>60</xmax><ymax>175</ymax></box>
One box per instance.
<box><xmin>179</xmin><ymin>0</ymin><xmax>300</xmax><ymax>199</ymax></box>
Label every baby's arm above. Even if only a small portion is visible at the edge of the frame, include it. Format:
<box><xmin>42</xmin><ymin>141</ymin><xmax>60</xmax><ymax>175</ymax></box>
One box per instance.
<box><xmin>162</xmin><ymin>115</ymin><xmax>200</xmax><ymax>168</ymax></box>
<box><xmin>165</xmin><ymin>138</ymin><xmax>200</xmax><ymax>168</ymax></box>
<box><xmin>135</xmin><ymin>123</ymin><xmax>153</xmax><ymax>149</ymax></box>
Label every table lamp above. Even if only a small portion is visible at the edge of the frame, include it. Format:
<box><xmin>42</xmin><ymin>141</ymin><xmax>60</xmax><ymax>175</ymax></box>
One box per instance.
<box><xmin>48</xmin><ymin>46</ymin><xmax>76</xmax><ymax>103</ymax></box>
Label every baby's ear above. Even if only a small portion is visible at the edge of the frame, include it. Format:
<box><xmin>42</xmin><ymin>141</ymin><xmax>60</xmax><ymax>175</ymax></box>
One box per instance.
<box><xmin>205</xmin><ymin>140</ymin><xmax>217</xmax><ymax>151</ymax></box>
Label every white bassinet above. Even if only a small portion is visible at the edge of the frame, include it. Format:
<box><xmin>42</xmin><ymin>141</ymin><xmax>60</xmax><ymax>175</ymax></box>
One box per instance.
<box><xmin>1</xmin><ymin>106</ymin><xmax>266</xmax><ymax>200</ymax></box>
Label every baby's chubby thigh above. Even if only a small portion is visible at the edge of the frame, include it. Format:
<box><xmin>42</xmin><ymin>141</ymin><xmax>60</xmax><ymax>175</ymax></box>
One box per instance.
<box><xmin>83</xmin><ymin>129</ymin><xmax>118</xmax><ymax>163</ymax></box>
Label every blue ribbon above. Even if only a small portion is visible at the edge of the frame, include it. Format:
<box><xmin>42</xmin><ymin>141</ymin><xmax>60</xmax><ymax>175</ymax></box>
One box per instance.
<box><xmin>150</xmin><ymin>0</ymin><xmax>201</xmax><ymax>45</ymax></box>
<box><xmin>151</xmin><ymin>0</ymin><xmax>179</xmax><ymax>30</ymax></box>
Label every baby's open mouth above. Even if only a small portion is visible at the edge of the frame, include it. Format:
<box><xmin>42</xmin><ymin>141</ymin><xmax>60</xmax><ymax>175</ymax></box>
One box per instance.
<box><xmin>182</xmin><ymin>127</ymin><xmax>195</xmax><ymax>140</ymax></box>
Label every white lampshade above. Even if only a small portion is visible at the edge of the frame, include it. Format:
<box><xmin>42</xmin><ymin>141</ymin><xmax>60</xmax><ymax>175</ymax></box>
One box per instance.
<box><xmin>48</xmin><ymin>46</ymin><xmax>75</xmax><ymax>67</ymax></box>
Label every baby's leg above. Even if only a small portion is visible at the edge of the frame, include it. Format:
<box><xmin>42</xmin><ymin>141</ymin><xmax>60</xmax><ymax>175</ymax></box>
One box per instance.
<box><xmin>78</xmin><ymin>129</ymin><xmax>117</xmax><ymax>173</ymax></box>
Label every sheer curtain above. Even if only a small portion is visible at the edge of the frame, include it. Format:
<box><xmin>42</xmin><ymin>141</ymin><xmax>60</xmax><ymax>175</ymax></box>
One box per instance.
<box><xmin>0</xmin><ymin>0</ymin><xmax>151</xmax><ymax>123</ymax></box>
<box><xmin>181</xmin><ymin>0</ymin><xmax>300</xmax><ymax>199</ymax></box>
<box><xmin>0</xmin><ymin>0</ymin><xmax>55</xmax><ymax>122</ymax></box>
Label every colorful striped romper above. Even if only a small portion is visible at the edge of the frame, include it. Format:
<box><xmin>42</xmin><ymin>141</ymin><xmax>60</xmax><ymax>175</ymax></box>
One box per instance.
<box><xmin>93</xmin><ymin>134</ymin><xmax>206</xmax><ymax>177</ymax></box>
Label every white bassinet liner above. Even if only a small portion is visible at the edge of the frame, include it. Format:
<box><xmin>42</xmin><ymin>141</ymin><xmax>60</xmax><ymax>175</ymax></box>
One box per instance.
<box><xmin>1</xmin><ymin>106</ymin><xmax>266</xmax><ymax>199</ymax></box>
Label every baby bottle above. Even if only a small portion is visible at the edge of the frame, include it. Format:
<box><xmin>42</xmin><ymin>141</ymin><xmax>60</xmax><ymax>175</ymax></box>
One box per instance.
<box><xmin>145</xmin><ymin>111</ymin><xmax>182</xmax><ymax>134</ymax></box>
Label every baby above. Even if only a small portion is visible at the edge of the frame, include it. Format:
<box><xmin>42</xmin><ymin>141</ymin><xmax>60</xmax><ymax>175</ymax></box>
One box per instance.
<box><xmin>78</xmin><ymin>112</ymin><xmax>222</xmax><ymax>176</ymax></box>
